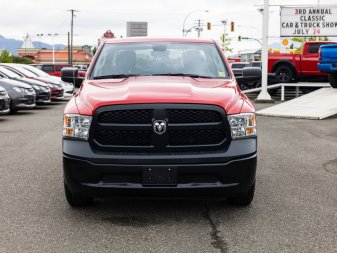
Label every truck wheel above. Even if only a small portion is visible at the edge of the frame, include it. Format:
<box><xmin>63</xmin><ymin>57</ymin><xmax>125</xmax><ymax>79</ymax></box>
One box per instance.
<box><xmin>329</xmin><ymin>73</ymin><xmax>337</xmax><ymax>88</ymax></box>
<box><xmin>275</xmin><ymin>65</ymin><xmax>295</xmax><ymax>83</ymax></box>
<box><xmin>64</xmin><ymin>181</ymin><xmax>93</xmax><ymax>207</ymax></box>
<box><xmin>228</xmin><ymin>181</ymin><xmax>255</xmax><ymax>206</ymax></box>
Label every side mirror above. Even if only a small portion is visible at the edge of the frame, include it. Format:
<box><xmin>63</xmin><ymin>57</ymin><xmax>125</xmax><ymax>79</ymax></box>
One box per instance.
<box><xmin>61</xmin><ymin>67</ymin><xmax>78</xmax><ymax>83</ymax></box>
<box><xmin>236</xmin><ymin>67</ymin><xmax>262</xmax><ymax>85</ymax></box>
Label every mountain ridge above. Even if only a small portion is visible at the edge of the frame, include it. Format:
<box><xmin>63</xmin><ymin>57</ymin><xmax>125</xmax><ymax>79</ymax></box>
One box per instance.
<box><xmin>0</xmin><ymin>35</ymin><xmax>65</xmax><ymax>55</ymax></box>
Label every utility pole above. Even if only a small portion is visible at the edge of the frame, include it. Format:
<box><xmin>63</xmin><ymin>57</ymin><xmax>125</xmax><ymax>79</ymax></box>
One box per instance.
<box><xmin>221</xmin><ymin>20</ymin><xmax>228</xmax><ymax>52</ymax></box>
<box><xmin>195</xmin><ymin>19</ymin><xmax>203</xmax><ymax>38</ymax></box>
<box><xmin>68</xmin><ymin>9</ymin><xmax>79</xmax><ymax>65</ymax></box>
<box><xmin>67</xmin><ymin>32</ymin><xmax>70</xmax><ymax>64</ymax></box>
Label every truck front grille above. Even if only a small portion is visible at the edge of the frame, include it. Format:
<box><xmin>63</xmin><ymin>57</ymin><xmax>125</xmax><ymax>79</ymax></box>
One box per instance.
<box><xmin>98</xmin><ymin>109</ymin><xmax>152</xmax><ymax>124</ymax></box>
<box><xmin>90</xmin><ymin>104</ymin><xmax>230</xmax><ymax>153</ymax></box>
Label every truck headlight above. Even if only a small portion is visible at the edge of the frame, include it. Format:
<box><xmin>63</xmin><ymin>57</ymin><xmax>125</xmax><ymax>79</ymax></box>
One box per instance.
<box><xmin>228</xmin><ymin>113</ymin><xmax>256</xmax><ymax>139</ymax></box>
<box><xmin>63</xmin><ymin>114</ymin><xmax>92</xmax><ymax>140</ymax></box>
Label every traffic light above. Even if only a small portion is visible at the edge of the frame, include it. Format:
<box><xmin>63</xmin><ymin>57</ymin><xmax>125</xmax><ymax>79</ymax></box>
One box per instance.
<box><xmin>207</xmin><ymin>22</ymin><xmax>211</xmax><ymax>30</ymax></box>
<box><xmin>238</xmin><ymin>36</ymin><xmax>241</xmax><ymax>42</ymax></box>
<box><xmin>230</xmin><ymin>21</ymin><xmax>234</xmax><ymax>32</ymax></box>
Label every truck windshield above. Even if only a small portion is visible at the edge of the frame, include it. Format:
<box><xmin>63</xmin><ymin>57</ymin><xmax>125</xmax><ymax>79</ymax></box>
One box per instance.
<box><xmin>91</xmin><ymin>42</ymin><xmax>230</xmax><ymax>79</ymax></box>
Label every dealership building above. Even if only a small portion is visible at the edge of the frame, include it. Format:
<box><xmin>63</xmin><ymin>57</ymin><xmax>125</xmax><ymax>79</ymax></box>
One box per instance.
<box><xmin>17</xmin><ymin>34</ymin><xmax>92</xmax><ymax>65</ymax></box>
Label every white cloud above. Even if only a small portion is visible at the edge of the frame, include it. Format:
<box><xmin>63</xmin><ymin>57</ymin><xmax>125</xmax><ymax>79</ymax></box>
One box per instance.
<box><xmin>0</xmin><ymin>0</ymin><xmax>336</xmax><ymax>53</ymax></box>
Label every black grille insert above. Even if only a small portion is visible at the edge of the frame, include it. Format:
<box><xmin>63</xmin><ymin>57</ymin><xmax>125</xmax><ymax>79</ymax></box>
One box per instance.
<box><xmin>169</xmin><ymin>129</ymin><xmax>225</xmax><ymax>146</ymax></box>
<box><xmin>91</xmin><ymin>104</ymin><xmax>230</xmax><ymax>152</ymax></box>
<box><xmin>169</xmin><ymin>109</ymin><xmax>222</xmax><ymax>123</ymax></box>
<box><xmin>98</xmin><ymin>110</ymin><xmax>152</xmax><ymax>124</ymax></box>
<box><xmin>94</xmin><ymin>129</ymin><xmax>152</xmax><ymax>146</ymax></box>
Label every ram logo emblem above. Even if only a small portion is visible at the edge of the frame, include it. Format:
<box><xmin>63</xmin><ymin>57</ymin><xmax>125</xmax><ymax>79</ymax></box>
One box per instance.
<box><xmin>153</xmin><ymin>120</ymin><xmax>167</xmax><ymax>135</ymax></box>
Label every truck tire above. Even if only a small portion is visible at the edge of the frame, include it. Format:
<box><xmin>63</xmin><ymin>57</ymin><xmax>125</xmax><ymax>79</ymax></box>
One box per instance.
<box><xmin>275</xmin><ymin>65</ymin><xmax>295</xmax><ymax>83</ymax></box>
<box><xmin>228</xmin><ymin>181</ymin><xmax>255</xmax><ymax>206</ymax></box>
<box><xmin>64</xmin><ymin>181</ymin><xmax>93</xmax><ymax>207</ymax></box>
<box><xmin>329</xmin><ymin>73</ymin><xmax>337</xmax><ymax>88</ymax></box>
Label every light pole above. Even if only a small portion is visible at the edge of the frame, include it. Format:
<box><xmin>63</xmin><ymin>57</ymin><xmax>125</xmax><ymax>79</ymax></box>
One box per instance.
<box><xmin>36</xmin><ymin>33</ymin><xmax>44</xmax><ymax>49</ymax></box>
<box><xmin>36</xmin><ymin>34</ymin><xmax>43</xmax><ymax>63</ymax></box>
<box><xmin>22</xmin><ymin>35</ymin><xmax>27</xmax><ymax>57</ymax></box>
<box><xmin>182</xmin><ymin>10</ymin><xmax>209</xmax><ymax>37</ymax></box>
<box><xmin>48</xmin><ymin>33</ymin><xmax>58</xmax><ymax>64</ymax></box>
<box><xmin>256</xmin><ymin>0</ymin><xmax>272</xmax><ymax>102</ymax></box>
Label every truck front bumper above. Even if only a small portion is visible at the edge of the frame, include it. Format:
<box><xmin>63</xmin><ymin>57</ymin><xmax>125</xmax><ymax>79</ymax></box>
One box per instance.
<box><xmin>63</xmin><ymin>138</ymin><xmax>257</xmax><ymax>198</ymax></box>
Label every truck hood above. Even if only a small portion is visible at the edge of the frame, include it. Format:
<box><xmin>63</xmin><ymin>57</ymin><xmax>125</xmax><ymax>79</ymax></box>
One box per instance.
<box><xmin>75</xmin><ymin>76</ymin><xmax>248</xmax><ymax>115</ymax></box>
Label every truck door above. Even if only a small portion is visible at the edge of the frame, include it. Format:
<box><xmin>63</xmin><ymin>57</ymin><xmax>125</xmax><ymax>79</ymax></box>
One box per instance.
<box><xmin>301</xmin><ymin>43</ymin><xmax>325</xmax><ymax>76</ymax></box>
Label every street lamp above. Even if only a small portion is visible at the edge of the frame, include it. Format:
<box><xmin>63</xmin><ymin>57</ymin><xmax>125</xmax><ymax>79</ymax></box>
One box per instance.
<box><xmin>36</xmin><ymin>34</ymin><xmax>44</xmax><ymax>49</ymax></box>
<box><xmin>182</xmin><ymin>10</ymin><xmax>209</xmax><ymax>37</ymax></box>
<box><xmin>47</xmin><ymin>33</ymin><xmax>59</xmax><ymax>64</ymax></box>
<box><xmin>22</xmin><ymin>35</ymin><xmax>27</xmax><ymax>57</ymax></box>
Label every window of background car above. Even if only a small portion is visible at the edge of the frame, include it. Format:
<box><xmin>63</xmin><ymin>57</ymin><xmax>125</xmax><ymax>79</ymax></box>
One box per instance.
<box><xmin>231</xmin><ymin>63</ymin><xmax>249</xmax><ymax>69</ymax></box>
<box><xmin>91</xmin><ymin>42</ymin><xmax>230</xmax><ymax>79</ymax></box>
<box><xmin>55</xmin><ymin>65</ymin><xmax>70</xmax><ymax>71</ymax></box>
<box><xmin>42</xmin><ymin>65</ymin><xmax>54</xmax><ymax>73</ymax></box>
<box><xmin>307</xmin><ymin>43</ymin><xmax>325</xmax><ymax>54</ymax></box>
<box><xmin>32</xmin><ymin>65</ymin><xmax>42</xmax><ymax>70</ymax></box>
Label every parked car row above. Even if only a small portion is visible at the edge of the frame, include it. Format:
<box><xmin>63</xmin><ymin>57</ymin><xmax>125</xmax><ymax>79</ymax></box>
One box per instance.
<box><xmin>0</xmin><ymin>63</ymin><xmax>74</xmax><ymax>114</ymax></box>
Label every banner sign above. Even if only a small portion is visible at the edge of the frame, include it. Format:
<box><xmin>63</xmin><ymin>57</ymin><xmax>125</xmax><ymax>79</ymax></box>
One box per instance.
<box><xmin>280</xmin><ymin>6</ymin><xmax>337</xmax><ymax>37</ymax></box>
<box><xmin>127</xmin><ymin>22</ymin><xmax>148</xmax><ymax>37</ymax></box>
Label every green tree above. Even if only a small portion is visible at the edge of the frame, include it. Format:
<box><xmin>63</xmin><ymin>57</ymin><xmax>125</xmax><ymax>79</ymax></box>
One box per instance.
<box><xmin>220</xmin><ymin>33</ymin><xmax>233</xmax><ymax>53</ymax></box>
<box><xmin>0</xmin><ymin>50</ymin><xmax>12</xmax><ymax>63</ymax></box>
<box><xmin>12</xmin><ymin>56</ymin><xmax>33</xmax><ymax>64</ymax></box>
<box><xmin>92</xmin><ymin>46</ymin><xmax>97</xmax><ymax>56</ymax></box>
<box><xmin>291</xmin><ymin>36</ymin><xmax>330</xmax><ymax>52</ymax></box>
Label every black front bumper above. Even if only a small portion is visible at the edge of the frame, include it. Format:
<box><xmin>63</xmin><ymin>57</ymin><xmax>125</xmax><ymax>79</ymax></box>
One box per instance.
<box><xmin>63</xmin><ymin>138</ymin><xmax>257</xmax><ymax>198</ymax></box>
<box><xmin>12</xmin><ymin>94</ymin><xmax>36</xmax><ymax>110</ymax></box>
<box><xmin>36</xmin><ymin>91</ymin><xmax>51</xmax><ymax>103</ymax></box>
<box><xmin>0</xmin><ymin>97</ymin><xmax>10</xmax><ymax>114</ymax></box>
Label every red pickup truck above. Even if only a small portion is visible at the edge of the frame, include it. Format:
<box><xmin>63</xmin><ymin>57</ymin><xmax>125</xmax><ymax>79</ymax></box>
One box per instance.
<box><xmin>268</xmin><ymin>41</ymin><xmax>337</xmax><ymax>83</ymax></box>
<box><xmin>60</xmin><ymin>38</ymin><xmax>258</xmax><ymax>207</ymax></box>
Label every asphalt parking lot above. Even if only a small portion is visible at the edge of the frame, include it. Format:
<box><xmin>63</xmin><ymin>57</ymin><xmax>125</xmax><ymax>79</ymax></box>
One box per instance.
<box><xmin>0</xmin><ymin>101</ymin><xmax>337</xmax><ymax>253</ymax></box>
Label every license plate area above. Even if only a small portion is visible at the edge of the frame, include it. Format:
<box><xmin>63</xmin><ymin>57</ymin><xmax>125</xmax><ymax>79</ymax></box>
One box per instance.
<box><xmin>142</xmin><ymin>166</ymin><xmax>177</xmax><ymax>186</ymax></box>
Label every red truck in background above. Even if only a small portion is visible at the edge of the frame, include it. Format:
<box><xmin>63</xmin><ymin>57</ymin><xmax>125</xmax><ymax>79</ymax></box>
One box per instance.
<box><xmin>268</xmin><ymin>41</ymin><xmax>337</xmax><ymax>83</ymax></box>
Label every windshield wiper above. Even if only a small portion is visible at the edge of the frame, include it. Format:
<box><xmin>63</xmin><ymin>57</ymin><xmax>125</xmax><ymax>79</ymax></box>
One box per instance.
<box><xmin>93</xmin><ymin>74</ymin><xmax>139</xmax><ymax>80</ymax></box>
<box><xmin>151</xmin><ymin>73</ymin><xmax>211</xmax><ymax>78</ymax></box>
